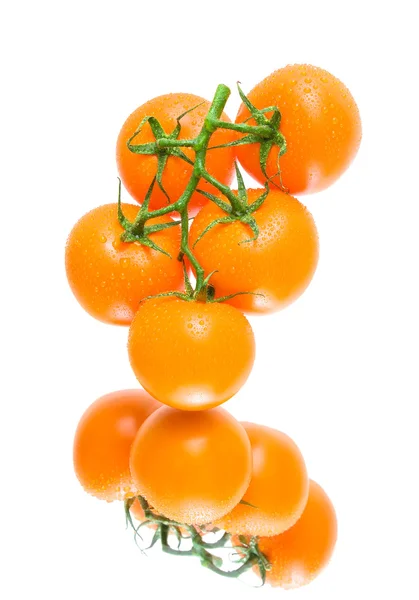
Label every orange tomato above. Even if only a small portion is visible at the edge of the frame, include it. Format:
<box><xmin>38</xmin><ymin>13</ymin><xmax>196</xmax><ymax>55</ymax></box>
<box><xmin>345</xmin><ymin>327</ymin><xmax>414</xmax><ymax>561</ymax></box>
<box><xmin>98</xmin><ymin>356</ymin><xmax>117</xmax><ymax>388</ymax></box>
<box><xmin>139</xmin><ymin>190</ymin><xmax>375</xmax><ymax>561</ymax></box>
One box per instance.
<box><xmin>116</xmin><ymin>93</ymin><xmax>236</xmax><ymax>215</ymax></box>
<box><xmin>128</xmin><ymin>297</ymin><xmax>255</xmax><ymax>410</ymax></box>
<box><xmin>65</xmin><ymin>203</ymin><xmax>184</xmax><ymax>325</ymax></box>
<box><xmin>215</xmin><ymin>423</ymin><xmax>308</xmax><ymax>536</ymax></box>
<box><xmin>235</xmin><ymin>64</ymin><xmax>362</xmax><ymax>194</ymax></box>
<box><xmin>129</xmin><ymin>406</ymin><xmax>252</xmax><ymax>524</ymax></box>
<box><xmin>190</xmin><ymin>189</ymin><xmax>319</xmax><ymax>314</ymax></box>
<box><xmin>73</xmin><ymin>390</ymin><xmax>161</xmax><ymax>501</ymax></box>
<box><xmin>257</xmin><ymin>480</ymin><xmax>337</xmax><ymax>589</ymax></box>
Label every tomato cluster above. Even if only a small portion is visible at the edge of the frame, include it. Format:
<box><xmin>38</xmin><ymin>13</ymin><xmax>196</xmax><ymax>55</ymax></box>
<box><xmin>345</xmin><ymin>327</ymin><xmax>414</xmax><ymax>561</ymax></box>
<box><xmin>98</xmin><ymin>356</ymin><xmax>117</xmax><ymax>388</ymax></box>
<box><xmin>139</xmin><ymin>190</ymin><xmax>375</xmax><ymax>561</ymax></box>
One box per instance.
<box><xmin>68</xmin><ymin>64</ymin><xmax>360</xmax><ymax>588</ymax></box>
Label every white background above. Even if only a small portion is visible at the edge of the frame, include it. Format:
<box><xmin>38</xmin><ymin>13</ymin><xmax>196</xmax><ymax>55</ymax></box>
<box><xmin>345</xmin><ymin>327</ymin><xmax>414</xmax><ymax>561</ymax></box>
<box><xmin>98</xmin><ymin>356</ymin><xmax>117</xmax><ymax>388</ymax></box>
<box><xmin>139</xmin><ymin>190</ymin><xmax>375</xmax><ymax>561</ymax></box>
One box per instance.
<box><xmin>2</xmin><ymin>1</ymin><xmax>418</xmax><ymax>598</ymax></box>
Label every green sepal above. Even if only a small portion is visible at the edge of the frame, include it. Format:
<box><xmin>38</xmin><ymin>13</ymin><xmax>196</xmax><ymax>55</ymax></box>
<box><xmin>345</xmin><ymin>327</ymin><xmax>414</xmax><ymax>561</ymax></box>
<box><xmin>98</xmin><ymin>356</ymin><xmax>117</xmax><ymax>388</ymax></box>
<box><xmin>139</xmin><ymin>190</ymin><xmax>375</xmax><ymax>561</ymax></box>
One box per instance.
<box><xmin>192</xmin><ymin>215</ymin><xmax>235</xmax><ymax>247</ymax></box>
<box><xmin>196</xmin><ymin>189</ymin><xmax>232</xmax><ymax>213</ymax></box>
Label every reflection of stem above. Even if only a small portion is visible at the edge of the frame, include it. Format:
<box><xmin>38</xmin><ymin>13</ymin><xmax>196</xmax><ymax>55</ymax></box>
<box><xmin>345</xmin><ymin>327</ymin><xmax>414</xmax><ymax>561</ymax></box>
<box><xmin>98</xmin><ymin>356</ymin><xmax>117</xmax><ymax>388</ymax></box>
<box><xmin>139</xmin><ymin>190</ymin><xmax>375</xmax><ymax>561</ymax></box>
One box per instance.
<box><xmin>128</xmin><ymin>496</ymin><xmax>267</xmax><ymax>581</ymax></box>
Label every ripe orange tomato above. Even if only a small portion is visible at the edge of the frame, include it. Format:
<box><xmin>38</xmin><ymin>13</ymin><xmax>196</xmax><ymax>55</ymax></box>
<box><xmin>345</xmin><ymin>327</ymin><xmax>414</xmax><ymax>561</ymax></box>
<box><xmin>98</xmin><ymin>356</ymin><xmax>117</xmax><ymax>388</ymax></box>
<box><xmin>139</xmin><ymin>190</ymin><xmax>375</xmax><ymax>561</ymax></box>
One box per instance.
<box><xmin>73</xmin><ymin>390</ymin><xmax>161</xmax><ymax>501</ymax></box>
<box><xmin>257</xmin><ymin>480</ymin><xmax>337</xmax><ymax>589</ymax></box>
<box><xmin>129</xmin><ymin>406</ymin><xmax>252</xmax><ymax>524</ymax></box>
<box><xmin>190</xmin><ymin>189</ymin><xmax>319</xmax><ymax>314</ymax></box>
<box><xmin>235</xmin><ymin>64</ymin><xmax>362</xmax><ymax>194</ymax></box>
<box><xmin>128</xmin><ymin>297</ymin><xmax>255</xmax><ymax>410</ymax></box>
<box><xmin>65</xmin><ymin>203</ymin><xmax>184</xmax><ymax>325</ymax></box>
<box><xmin>215</xmin><ymin>423</ymin><xmax>308</xmax><ymax>536</ymax></box>
<box><xmin>116</xmin><ymin>93</ymin><xmax>236</xmax><ymax>215</ymax></box>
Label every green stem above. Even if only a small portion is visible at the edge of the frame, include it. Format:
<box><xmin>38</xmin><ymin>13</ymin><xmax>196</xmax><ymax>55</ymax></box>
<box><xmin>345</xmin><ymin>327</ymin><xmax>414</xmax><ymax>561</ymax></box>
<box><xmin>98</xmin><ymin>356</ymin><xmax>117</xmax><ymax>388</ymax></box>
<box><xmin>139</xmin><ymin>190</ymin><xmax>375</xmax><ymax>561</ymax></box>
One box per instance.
<box><xmin>209</xmin><ymin>119</ymin><xmax>272</xmax><ymax>138</ymax></box>
<box><xmin>156</xmin><ymin>138</ymin><xmax>196</xmax><ymax>149</ymax></box>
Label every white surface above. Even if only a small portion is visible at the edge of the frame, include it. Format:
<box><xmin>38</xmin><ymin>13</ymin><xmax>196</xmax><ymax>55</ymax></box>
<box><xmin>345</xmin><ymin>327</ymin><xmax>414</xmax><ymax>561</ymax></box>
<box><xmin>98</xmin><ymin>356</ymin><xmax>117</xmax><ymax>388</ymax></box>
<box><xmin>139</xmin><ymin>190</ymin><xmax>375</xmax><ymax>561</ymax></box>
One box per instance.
<box><xmin>2</xmin><ymin>1</ymin><xmax>418</xmax><ymax>598</ymax></box>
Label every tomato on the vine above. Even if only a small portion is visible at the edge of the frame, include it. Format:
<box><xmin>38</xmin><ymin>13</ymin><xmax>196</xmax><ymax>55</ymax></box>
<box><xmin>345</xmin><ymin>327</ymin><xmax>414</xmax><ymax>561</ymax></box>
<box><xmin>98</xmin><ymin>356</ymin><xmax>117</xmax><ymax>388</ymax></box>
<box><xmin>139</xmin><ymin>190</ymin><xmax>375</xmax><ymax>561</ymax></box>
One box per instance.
<box><xmin>215</xmin><ymin>423</ymin><xmax>308</xmax><ymax>536</ymax></box>
<box><xmin>235</xmin><ymin>64</ymin><xmax>361</xmax><ymax>194</ymax></box>
<box><xmin>190</xmin><ymin>189</ymin><xmax>319</xmax><ymax>314</ymax></box>
<box><xmin>129</xmin><ymin>406</ymin><xmax>252</xmax><ymax>524</ymax></box>
<box><xmin>65</xmin><ymin>203</ymin><xmax>184</xmax><ymax>325</ymax></box>
<box><xmin>73</xmin><ymin>390</ymin><xmax>161</xmax><ymax>501</ymax></box>
<box><xmin>116</xmin><ymin>93</ymin><xmax>236</xmax><ymax>215</ymax></box>
<box><xmin>257</xmin><ymin>480</ymin><xmax>337</xmax><ymax>589</ymax></box>
<box><xmin>128</xmin><ymin>297</ymin><xmax>255</xmax><ymax>410</ymax></box>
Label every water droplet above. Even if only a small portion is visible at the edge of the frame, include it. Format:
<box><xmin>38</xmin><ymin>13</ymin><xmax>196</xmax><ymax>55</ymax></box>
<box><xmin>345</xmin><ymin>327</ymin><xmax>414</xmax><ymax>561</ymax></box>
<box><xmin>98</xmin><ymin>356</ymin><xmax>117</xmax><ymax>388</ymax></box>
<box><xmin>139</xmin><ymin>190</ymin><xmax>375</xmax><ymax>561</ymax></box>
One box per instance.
<box><xmin>320</xmin><ymin>76</ymin><xmax>328</xmax><ymax>83</ymax></box>
<box><xmin>304</xmin><ymin>77</ymin><xmax>312</xmax><ymax>84</ymax></box>
<box><xmin>120</xmin><ymin>257</ymin><xmax>130</xmax><ymax>268</ymax></box>
<box><xmin>99</xmin><ymin>234</ymin><xmax>107</xmax><ymax>243</ymax></box>
<box><xmin>304</xmin><ymin>87</ymin><xmax>311</xmax><ymax>94</ymax></box>
<box><xmin>330</xmin><ymin>103</ymin><xmax>335</xmax><ymax>109</ymax></box>
<box><xmin>322</xmin><ymin>106</ymin><xmax>328</xmax><ymax>113</ymax></box>
<box><xmin>332</xmin><ymin>117</ymin><xmax>338</xmax><ymax>124</ymax></box>
<box><xmin>110</xmin><ymin>273</ymin><xmax>115</xmax><ymax>280</ymax></box>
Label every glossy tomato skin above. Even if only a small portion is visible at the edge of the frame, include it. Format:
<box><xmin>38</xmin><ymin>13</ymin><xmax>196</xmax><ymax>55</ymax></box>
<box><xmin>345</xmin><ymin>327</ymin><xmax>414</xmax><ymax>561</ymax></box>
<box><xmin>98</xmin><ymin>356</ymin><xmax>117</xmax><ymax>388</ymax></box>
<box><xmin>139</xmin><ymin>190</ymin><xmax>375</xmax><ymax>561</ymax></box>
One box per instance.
<box><xmin>128</xmin><ymin>297</ymin><xmax>255</xmax><ymax>410</ymax></box>
<box><xmin>257</xmin><ymin>480</ymin><xmax>337</xmax><ymax>589</ymax></box>
<box><xmin>190</xmin><ymin>189</ymin><xmax>319</xmax><ymax>314</ymax></box>
<box><xmin>236</xmin><ymin>64</ymin><xmax>362</xmax><ymax>194</ymax></box>
<box><xmin>73</xmin><ymin>390</ymin><xmax>161</xmax><ymax>501</ymax></box>
<box><xmin>65</xmin><ymin>203</ymin><xmax>184</xmax><ymax>325</ymax></box>
<box><xmin>215</xmin><ymin>423</ymin><xmax>308</xmax><ymax>536</ymax></box>
<box><xmin>129</xmin><ymin>406</ymin><xmax>252</xmax><ymax>524</ymax></box>
<box><xmin>116</xmin><ymin>93</ymin><xmax>236</xmax><ymax>215</ymax></box>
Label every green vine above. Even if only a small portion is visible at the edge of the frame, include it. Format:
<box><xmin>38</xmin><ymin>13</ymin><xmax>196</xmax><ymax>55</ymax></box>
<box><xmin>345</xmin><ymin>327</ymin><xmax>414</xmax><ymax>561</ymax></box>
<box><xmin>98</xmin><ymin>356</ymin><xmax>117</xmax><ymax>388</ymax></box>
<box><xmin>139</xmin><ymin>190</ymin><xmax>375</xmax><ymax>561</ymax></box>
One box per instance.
<box><xmin>124</xmin><ymin>496</ymin><xmax>270</xmax><ymax>584</ymax></box>
<box><xmin>117</xmin><ymin>83</ymin><xmax>287</xmax><ymax>301</ymax></box>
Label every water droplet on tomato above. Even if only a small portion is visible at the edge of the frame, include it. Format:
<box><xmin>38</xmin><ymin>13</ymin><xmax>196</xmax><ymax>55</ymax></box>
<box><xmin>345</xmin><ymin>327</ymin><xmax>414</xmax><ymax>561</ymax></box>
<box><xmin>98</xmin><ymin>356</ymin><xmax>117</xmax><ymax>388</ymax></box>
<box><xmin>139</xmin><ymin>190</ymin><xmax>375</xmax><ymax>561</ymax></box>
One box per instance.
<box><xmin>332</xmin><ymin>117</ymin><xmax>338</xmax><ymax>124</ymax></box>
<box><xmin>304</xmin><ymin>77</ymin><xmax>312</xmax><ymax>84</ymax></box>
<box><xmin>120</xmin><ymin>257</ymin><xmax>130</xmax><ymax>268</ymax></box>
<box><xmin>100</xmin><ymin>234</ymin><xmax>107</xmax><ymax>243</ymax></box>
<box><xmin>304</xmin><ymin>87</ymin><xmax>311</xmax><ymax>94</ymax></box>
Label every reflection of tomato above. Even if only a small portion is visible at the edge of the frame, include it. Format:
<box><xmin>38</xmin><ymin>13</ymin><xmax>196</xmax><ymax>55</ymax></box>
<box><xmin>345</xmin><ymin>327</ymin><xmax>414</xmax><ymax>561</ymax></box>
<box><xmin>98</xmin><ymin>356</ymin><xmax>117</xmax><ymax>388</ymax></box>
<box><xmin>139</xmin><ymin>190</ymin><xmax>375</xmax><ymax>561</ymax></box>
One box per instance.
<box><xmin>190</xmin><ymin>189</ymin><xmax>319</xmax><ymax>314</ymax></box>
<box><xmin>73</xmin><ymin>390</ymin><xmax>161</xmax><ymax>501</ymax></box>
<box><xmin>128</xmin><ymin>297</ymin><xmax>255</xmax><ymax>410</ymax></box>
<box><xmin>65</xmin><ymin>203</ymin><xmax>184</xmax><ymax>325</ymax></box>
<box><xmin>129</xmin><ymin>406</ymin><xmax>252</xmax><ymax>524</ymax></box>
<box><xmin>257</xmin><ymin>480</ymin><xmax>337</xmax><ymax>589</ymax></box>
<box><xmin>116</xmin><ymin>93</ymin><xmax>236</xmax><ymax>215</ymax></box>
<box><xmin>236</xmin><ymin>64</ymin><xmax>361</xmax><ymax>194</ymax></box>
<box><xmin>216</xmin><ymin>423</ymin><xmax>308</xmax><ymax>536</ymax></box>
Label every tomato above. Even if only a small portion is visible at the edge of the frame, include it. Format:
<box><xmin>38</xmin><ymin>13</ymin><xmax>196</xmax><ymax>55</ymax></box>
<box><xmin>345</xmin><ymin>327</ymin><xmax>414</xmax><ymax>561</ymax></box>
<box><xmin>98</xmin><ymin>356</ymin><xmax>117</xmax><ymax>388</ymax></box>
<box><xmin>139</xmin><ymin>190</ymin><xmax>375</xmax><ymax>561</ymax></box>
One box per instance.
<box><xmin>215</xmin><ymin>423</ymin><xmax>308</xmax><ymax>536</ymax></box>
<box><xmin>73</xmin><ymin>390</ymin><xmax>161</xmax><ymax>501</ymax></box>
<box><xmin>129</xmin><ymin>406</ymin><xmax>252</xmax><ymax>524</ymax></box>
<box><xmin>235</xmin><ymin>64</ymin><xmax>362</xmax><ymax>194</ymax></box>
<box><xmin>257</xmin><ymin>480</ymin><xmax>337</xmax><ymax>589</ymax></box>
<box><xmin>128</xmin><ymin>297</ymin><xmax>255</xmax><ymax>410</ymax></box>
<box><xmin>65</xmin><ymin>203</ymin><xmax>184</xmax><ymax>325</ymax></box>
<box><xmin>190</xmin><ymin>188</ymin><xmax>318</xmax><ymax>314</ymax></box>
<box><xmin>116</xmin><ymin>93</ymin><xmax>236</xmax><ymax>215</ymax></box>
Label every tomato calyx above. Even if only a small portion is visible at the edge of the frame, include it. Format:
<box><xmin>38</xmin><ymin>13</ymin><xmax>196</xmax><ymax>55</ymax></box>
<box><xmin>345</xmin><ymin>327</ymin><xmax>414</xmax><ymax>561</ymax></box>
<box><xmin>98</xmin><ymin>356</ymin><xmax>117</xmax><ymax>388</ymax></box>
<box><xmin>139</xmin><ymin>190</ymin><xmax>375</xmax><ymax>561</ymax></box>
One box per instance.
<box><xmin>125</xmin><ymin>496</ymin><xmax>271</xmax><ymax>583</ymax></box>
<box><xmin>193</xmin><ymin>168</ymin><xmax>270</xmax><ymax>247</ymax></box>
<box><xmin>126</xmin><ymin>104</ymin><xmax>203</xmax><ymax>203</ymax></box>
<box><xmin>117</xmin><ymin>178</ymin><xmax>181</xmax><ymax>257</ymax></box>
<box><xmin>209</xmin><ymin>83</ymin><xmax>288</xmax><ymax>192</ymax></box>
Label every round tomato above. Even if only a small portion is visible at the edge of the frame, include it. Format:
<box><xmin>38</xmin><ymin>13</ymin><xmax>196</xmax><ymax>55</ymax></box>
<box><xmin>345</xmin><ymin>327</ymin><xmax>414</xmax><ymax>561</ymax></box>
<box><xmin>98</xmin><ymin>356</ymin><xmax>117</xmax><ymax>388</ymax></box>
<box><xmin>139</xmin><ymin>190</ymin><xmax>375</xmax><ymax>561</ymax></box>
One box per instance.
<box><xmin>65</xmin><ymin>203</ymin><xmax>184</xmax><ymax>325</ymax></box>
<box><xmin>235</xmin><ymin>64</ymin><xmax>362</xmax><ymax>194</ymax></box>
<box><xmin>128</xmin><ymin>297</ymin><xmax>255</xmax><ymax>410</ymax></box>
<box><xmin>116</xmin><ymin>93</ymin><xmax>236</xmax><ymax>215</ymax></box>
<box><xmin>257</xmin><ymin>480</ymin><xmax>337</xmax><ymax>589</ymax></box>
<box><xmin>129</xmin><ymin>406</ymin><xmax>252</xmax><ymax>524</ymax></box>
<box><xmin>215</xmin><ymin>423</ymin><xmax>308</xmax><ymax>536</ymax></box>
<box><xmin>190</xmin><ymin>188</ymin><xmax>319</xmax><ymax>314</ymax></box>
<box><xmin>73</xmin><ymin>390</ymin><xmax>161</xmax><ymax>501</ymax></box>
